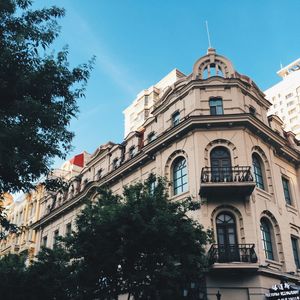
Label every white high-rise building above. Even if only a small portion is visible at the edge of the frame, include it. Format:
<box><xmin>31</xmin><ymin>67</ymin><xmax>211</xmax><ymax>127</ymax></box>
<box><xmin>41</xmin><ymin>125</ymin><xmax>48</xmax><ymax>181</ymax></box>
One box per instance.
<box><xmin>265</xmin><ymin>58</ymin><xmax>300</xmax><ymax>140</ymax></box>
<box><xmin>123</xmin><ymin>69</ymin><xmax>185</xmax><ymax>137</ymax></box>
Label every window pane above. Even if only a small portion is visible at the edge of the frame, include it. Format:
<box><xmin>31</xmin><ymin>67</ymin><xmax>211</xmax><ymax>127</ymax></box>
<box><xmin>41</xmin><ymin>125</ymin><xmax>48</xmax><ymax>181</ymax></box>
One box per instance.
<box><xmin>260</xmin><ymin>220</ymin><xmax>274</xmax><ymax>260</ymax></box>
<box><xmin>172</xmin><ymin>112</ymin><xmax>180</xmax><ymax>126</ymax></box>
<box><xmin>209</xmin><ymin>98</ymin><xmax>223</xmax><ymax>115</ymax></box>
<box><xmin>216</xmin><ymin>105</ymin><xmax>224</xmax><ymax>115</ymax></box>
<box><xmin>173</xmin><ymin>158</ymin><xmax>188</xmax><ymax>195</ymax></box>
<box><xmin>210</xmin><ymin>106</ymin><xmax>217</xmax><ymax>115</ymax></box>
<box><xmin>282</xmin><ymin>177</ymin><xmax>292</xmax><ymax>205</ymax></box>
<box><xmin>252</xmin><ymin>155</ymin><xmax>265</xmax><ymax>190</ymax></box>
<box><xmin>66</xmin><ymin>223</ymin><xmax>72</xmax><ymax>236</ymax></box>
<box><xmin>292</xmin><ymin>237</ymin><xmax>300</xmax><ymax>269</ymax></box>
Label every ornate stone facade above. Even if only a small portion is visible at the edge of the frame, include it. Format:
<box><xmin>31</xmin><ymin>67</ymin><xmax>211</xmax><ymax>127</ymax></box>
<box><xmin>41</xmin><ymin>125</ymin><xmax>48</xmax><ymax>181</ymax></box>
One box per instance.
<box><xmin>4</xmin><ymin>49</ymin><xmax>300</xmax><ymax>299</ymax></box>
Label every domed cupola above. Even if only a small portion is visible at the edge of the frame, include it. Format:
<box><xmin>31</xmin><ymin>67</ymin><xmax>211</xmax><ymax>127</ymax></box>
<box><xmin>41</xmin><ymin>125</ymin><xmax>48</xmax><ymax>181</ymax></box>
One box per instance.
<box><xmin>192</xmin><ymin>48</ymin><xmax>236</xmax><ymax>80</ymax></box>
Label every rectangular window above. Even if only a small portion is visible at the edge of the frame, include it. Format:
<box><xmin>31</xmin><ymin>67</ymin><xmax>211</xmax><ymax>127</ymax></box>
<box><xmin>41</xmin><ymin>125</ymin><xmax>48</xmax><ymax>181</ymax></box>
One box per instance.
<box><xmin>149</xmin><ymin>180</ymin><xmax>157</xmax><ymax>195</ymax></box>
<box><xmin>209</xmin><ymin>98</ymin><xmax>224</xmax><ymax>115</ymax></box>
<box><xmin>286</xmin><ymin>93</ymin><xmax>293</xmax><ymax>99</ymax></box>
<box><xmin>66</xmin><ymin>223</ymin><xmax>72</xmax><ymax>236</ymax></box>
<box><xmin>144</xmin><ymin>109</ymin><xmax>150</xmax><ymax>119</ymax></box>
<box><xmin>144</xmin><ymin>95</ymin><xmax>149</xmax><ymax>106</ymax></box>
<box><xmin>291</xmin><ymin>237</ymin><xmax>300</xmax><ymax>269</ymax></box>
<box><xmin>53</xmin><ymin>230</ymin><xmax>59</xmax><ymax>247</ymax></box>
<box><xmin>290</xmin><ymin>116</ymin><xmax>298</xmax><ymax>124</ymax></box>
<box><xmin>148</xmin><ymin>132</ymin><xmax>156</xmax><ymax>142</ymax></box>
<box><xmin>288</xmin><ymin>108</ymin><xmax>296</xmax><ymax>115</ymax></box>
<box><xmin>137</xmin><ymin>111</ymin><xmax>143</xmax><ymax>121</ymax></box>
<box><xmin>42</xmin><ymin>235</ymin><xmax>47</xmax><ymax>248</ymax></box>
<box><xmin>287</xmin><ymin>100</ymin><xmax>294</xmax><ymax>107</ymax></box>
<box><xmin>129</xmin><ymin>147</ymin><xmax>136</xmax><ymax>159</ymax></box>
<box><xmin>28</xmin><ymin>229</ymin><xmax>33</xmax><ymax>242</ymax></box>
<box><xmin>249</xmin><ymin>106</ymin><xmax>256</xmax><ymax>116</ymax></box>
<box><xmin>282</xmin><ymin>177</ymin><xmax>292</xmax><ymax>205</ymax></box>
<box><xmin>112</xmin><ymin>158</ymin><xmax>119</xmax><ymax>170</ymax></box>
<box><xmin>172</xmin><ymin>111</ymin><xmax>180</xmax><ymax>126</ymax></box>
<box><xmin>29</xmin><ymin>204</ymin><xmax>33</xmax><ymax>217</ymax></box>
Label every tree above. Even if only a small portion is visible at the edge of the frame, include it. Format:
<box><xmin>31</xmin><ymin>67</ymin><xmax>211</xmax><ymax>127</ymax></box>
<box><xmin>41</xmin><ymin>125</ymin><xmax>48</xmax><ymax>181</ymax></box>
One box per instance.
<box><xmin>24</xmin><ymin>246</ymin><xmax>74</xmax><ymax>300</ymax></box>
<box><xmin>0</xmin><ymin>253</ymin><xmax>27</xmax><ymax>299</ymax></box>
<box><xmin>0</xmin><ymin>0</ymin><xmax>94</xmax><ymax>194</ymax></box>
<box><xmin>0</xmin><ymin>247</ymin><xmax>74</xmax><ymax>300</ymax></box>
<box><xmin>67</xmin><ymin>176</ymin><xmax>211</xmax><ymax>299</ymax></box>
<box><xmin>0</xmin><ymin>0</ymin><xmax>94</xmax><ymax>238</ymax></box>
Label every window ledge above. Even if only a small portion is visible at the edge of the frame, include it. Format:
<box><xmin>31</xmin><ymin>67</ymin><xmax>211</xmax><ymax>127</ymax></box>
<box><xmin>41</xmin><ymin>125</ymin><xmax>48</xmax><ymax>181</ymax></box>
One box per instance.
<box><xmin>256</xmin><ymin>188</ymin><xmax>272</xmax><ymax>199</ymax></box>
<box><xmin>265</xmin><ymin>259</ymin><xmax>283</xmax><ymax>270</ymax></box>
<box><xmin>286</xmin><ymin>203</ymin><xmax>298</xmax><ymax>215</ymax></box>
<box><xmin>170</xmin><ymin>190</ymin><xmax>190</xmax><ymax>201</ymax></box>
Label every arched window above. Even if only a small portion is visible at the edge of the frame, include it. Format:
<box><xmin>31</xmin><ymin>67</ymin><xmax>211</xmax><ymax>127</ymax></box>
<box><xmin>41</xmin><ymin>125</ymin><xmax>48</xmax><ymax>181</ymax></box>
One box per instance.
<box><xmin>172</xmin><ymin>157</ymin><xmax>188</xmax><ymax>195</ymax></box>
<box><xmin>252</xmin><ymin>154</ymin><xmax>265</xmax><ymax>190</ymax></box>
<box><xmin>216</xmin><ymin>212</ymin><xmax>239</xmax><ymax>262</ymax></box>
<box><xmin>209</xmin><ymin>98</ymin><xmax>224</xmax><ymax>115</ymax></box>
<box><xmin>210</xmin><ymin>147</ymin><xmax>232</xmax><ymax>182</ymax></box>
<box><xmin>260</xmin><ymin>218</ymin><xmax>274</xmax><ymax>260</ymax></box>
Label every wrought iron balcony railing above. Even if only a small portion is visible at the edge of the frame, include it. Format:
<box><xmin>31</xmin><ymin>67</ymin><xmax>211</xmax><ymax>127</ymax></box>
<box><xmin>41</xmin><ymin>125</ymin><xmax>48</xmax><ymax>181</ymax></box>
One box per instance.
<box><xmin>208</xmin><ymin>244</ymin><xmax>258</xmax><ymax>264</ymax></box>
<box><xmin>201</xmin><ymin>166</ymin><xmax>254</xmax><ymax>183</ymax></box>
<box><xmin>199</xmin><ymin>166</ymin><xmax>255</xmax><ymax>197</ymax></box>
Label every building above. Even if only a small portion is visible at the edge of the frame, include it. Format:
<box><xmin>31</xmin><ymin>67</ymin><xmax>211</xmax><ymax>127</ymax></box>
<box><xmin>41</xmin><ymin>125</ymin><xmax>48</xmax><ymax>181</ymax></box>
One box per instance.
<box><xmin>123</xmin><ymin>68</ymin><xmax>185</xmax><ymax>137</ymax></box>
<box><xmin>0</xmin><ymin>185</ymin><xmax>44</xmax><ymax>262</ymax></box>
<box><xmin>0</xmin><ymin>152</ymin><xmax>88</xmax><ymax>260</ymax></box>
<box><xmin>4</xmin><ymin>48</ymin><xmax>300</xmax><ymax>299</ymax></box>
<box><xmin>265</xmin><ymin>58</ymin><xmax>300</xmax><ymax>140</ymax></box>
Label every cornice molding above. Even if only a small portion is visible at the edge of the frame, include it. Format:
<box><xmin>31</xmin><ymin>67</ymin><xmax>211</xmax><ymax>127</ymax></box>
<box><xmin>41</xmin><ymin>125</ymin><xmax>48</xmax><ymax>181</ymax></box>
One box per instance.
<box><xmin>153</xmin><ymin>78</ymin><xmax>271</xmax><ymax>116</ymax></box>
<box><xmin>32</xmin><ymin>113</ymin><xmax>300</xmax><ymax>229</ymax></box>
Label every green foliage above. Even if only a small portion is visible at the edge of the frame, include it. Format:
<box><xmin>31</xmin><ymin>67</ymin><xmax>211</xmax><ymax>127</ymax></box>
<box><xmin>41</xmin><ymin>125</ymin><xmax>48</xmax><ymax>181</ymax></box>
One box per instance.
<box><xmin>68</xmin><ymin>176</ymin><xmax>211</xmax><ymax>299</ymax></box>
<box><xmin>25</xmin><ymin>246</ymin><xmax>74</xmax><ymax>300</ymax></box>
<box><xmin>0</xmin><ymin>253</ymin><xmax>26</xmax><ymax>300</ymax></box>
<box><xmin>0</xmin><ymin>195</ymin><xmax>20</xmax><ymax>239</ymax></box>
<box><xmin>0</xmin><ymin>0</ymin><xmax>94</xmax><ymax>194</ymax></box>
<box><xmin>0</xmin><ymin>247</ymin><xmax>74</xmax><ymax>300</ymax></box>
<box><xmin>0</xmin><ymin>177</ymin><xmax>210</xmax><ymax>299</ymax></box>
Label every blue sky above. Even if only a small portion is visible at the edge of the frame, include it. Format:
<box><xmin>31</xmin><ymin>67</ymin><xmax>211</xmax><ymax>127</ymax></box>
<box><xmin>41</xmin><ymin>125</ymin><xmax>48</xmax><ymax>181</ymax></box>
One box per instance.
<box><xmin>33</xmin><ymin>0</ymin><xmax>300</xmax><ymax>167</ymax></box>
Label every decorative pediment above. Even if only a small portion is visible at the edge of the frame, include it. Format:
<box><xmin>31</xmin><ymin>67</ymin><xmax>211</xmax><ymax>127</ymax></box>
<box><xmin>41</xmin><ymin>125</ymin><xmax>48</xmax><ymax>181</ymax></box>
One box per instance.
<box><xmin>192</xmin><ymin>48</ymin><xmax>235</xmax><ymax>80</ymax></box>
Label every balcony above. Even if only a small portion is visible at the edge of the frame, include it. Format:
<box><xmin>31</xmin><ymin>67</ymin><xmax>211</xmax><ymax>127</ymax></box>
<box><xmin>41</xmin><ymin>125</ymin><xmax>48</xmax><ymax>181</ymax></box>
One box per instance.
<box><xmin>208</xmin><ymin>244</ymin><xmax>258</xmax><ymax>264</ymax></box>
<box><xmin>199</xmin><ymin>166</ymin><xmax>256</xmax><ymax>198</ymax></box>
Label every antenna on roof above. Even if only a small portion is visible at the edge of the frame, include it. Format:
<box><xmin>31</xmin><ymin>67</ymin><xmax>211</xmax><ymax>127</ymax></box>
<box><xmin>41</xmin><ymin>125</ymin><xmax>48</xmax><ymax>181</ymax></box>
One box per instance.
<box><xmin>205</xmin><ymin>21</ymin><xmax>212</xmax><ymax>49</ymax></box>
<box><xmin>280</xmin><ymin>61</ymin><xmax>283</xmax><ymax>69</ymax></box>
